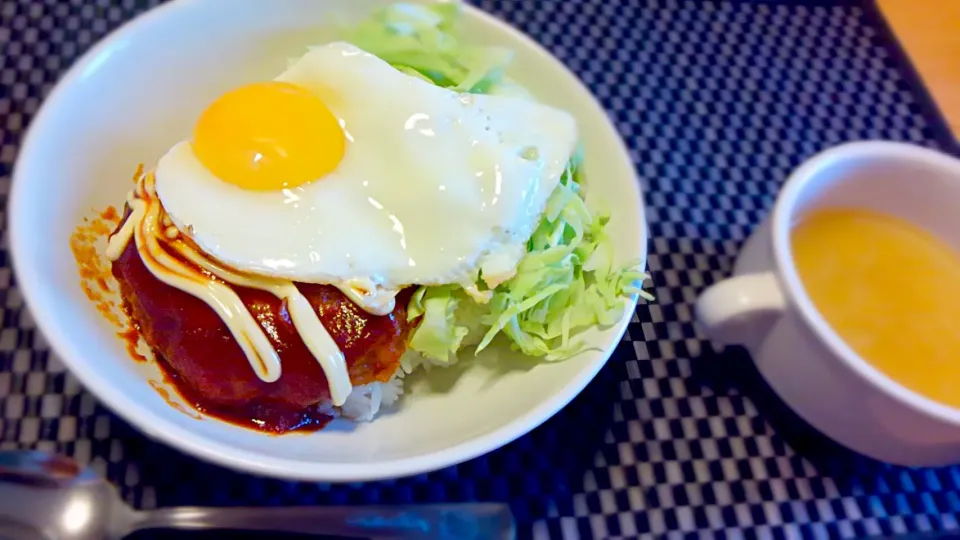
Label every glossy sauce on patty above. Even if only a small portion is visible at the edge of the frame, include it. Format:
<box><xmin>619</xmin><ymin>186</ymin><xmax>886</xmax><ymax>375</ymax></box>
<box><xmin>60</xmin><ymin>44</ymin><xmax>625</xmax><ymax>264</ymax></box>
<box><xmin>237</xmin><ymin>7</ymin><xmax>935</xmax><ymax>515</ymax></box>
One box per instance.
<box><xmin>111</xmin><ymin>239</ymin><xmax>415</xmax><ymax>433</ymax></box>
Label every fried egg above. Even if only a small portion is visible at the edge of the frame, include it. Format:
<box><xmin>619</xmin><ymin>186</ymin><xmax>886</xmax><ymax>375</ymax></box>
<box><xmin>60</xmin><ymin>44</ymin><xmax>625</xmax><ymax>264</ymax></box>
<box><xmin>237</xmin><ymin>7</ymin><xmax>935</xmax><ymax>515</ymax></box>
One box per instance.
<box><xmin>154</xmin><ymin>42</ymin><xmax>577</xmax><ymax>294</ymax></box>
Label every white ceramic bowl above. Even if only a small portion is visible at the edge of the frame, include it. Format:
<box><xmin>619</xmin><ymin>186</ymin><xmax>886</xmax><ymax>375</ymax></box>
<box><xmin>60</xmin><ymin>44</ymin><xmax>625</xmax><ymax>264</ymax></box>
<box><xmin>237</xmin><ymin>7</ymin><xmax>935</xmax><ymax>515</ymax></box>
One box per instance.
<box><xmin>10</xmin><ymin>0</ymin><xmax>646</xmax><ymax>481</ymax></box>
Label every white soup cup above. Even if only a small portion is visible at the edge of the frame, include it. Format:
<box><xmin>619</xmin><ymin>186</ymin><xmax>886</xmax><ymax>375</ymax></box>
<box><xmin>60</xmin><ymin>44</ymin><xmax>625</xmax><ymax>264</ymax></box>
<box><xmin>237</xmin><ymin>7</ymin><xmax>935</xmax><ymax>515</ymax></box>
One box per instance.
<box><xmin>696</xmin><ymin>141</ymin><xmax>960</xmax><ymax>467</ymax></box>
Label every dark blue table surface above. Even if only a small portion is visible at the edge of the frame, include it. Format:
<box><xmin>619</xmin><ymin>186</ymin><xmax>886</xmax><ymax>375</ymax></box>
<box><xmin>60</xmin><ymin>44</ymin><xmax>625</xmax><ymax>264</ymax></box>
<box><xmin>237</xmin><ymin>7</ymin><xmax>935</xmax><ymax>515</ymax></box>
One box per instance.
<box><xmin>1</xmin><ymin>1</ymin><xmax>959</xmax><ymax>538</ymax></box>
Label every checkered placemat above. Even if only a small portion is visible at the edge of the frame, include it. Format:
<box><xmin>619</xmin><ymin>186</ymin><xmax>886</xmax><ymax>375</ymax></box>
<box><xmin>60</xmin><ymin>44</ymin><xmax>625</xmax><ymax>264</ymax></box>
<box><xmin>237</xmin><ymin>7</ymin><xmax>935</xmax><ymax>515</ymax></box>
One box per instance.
<box><xmin>2</xmin><ymin>0</ymin><xmax>960</xmax><ymax>539</ymax></box>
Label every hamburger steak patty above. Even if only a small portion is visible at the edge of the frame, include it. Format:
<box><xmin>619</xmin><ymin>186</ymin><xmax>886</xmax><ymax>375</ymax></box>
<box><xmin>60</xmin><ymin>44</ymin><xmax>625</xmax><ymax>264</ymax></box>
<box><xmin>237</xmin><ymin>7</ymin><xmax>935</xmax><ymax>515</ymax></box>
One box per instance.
<box><xmin>111</xmin><ymin>241</ymin><xmax>416</xmax><ymax>432</ymax></box>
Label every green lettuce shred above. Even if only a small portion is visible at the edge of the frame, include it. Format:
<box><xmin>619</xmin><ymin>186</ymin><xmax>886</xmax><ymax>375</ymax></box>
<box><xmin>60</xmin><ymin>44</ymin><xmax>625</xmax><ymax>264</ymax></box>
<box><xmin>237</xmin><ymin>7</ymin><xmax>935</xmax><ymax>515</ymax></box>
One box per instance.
<box><xmin>345</xmin><ymin>1</ymin><xmax>513</xmax><ymax>93</ymax></box>
<box><xmin>406</xmin><ymin>285</ymin><xmax>469</xmax><ymax>364</ymax></box>
<box><xmin>344</xmin><ymin>2</ymin><xmax>652</xmax><ymax>363</ymax></box>
<box><xmin>406</xmin><ymin>164</ymin><xmax>652</xmax><ymax>363</ymax></box>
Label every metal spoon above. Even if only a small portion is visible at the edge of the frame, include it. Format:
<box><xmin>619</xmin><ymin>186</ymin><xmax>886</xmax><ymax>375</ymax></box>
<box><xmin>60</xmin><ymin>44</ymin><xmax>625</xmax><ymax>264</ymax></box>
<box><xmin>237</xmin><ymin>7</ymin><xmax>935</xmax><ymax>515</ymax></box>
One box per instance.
<box><xmin>0</xmin><ymin>451</ymin><xmax>516</xmax><ymax>540</ymax></box>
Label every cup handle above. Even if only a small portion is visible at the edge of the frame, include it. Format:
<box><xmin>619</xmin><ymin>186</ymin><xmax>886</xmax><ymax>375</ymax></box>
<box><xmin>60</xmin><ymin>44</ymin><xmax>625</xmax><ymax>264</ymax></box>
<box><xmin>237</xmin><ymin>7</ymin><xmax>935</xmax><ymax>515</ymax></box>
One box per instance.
<box><xmin>695</xmin><ymin>272</ymin><xmax>787</xmax><ymax>351</ymax></box>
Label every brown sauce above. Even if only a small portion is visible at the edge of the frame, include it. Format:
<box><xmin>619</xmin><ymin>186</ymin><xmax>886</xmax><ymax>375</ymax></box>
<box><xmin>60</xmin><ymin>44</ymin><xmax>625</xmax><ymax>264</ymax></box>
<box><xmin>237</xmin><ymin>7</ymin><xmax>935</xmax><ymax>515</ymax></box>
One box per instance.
<box><xmin>110</xmin><ymin>232</ymin><xmax>416</xmax><ymax>434</ymax></box>
<box><xmin>70</xmin><ymin>206</ymin><xmax>124</xmax><ymax>328</ymax></box>
<box><xmin>148</xmin><ymin>380</ymin><xmax>202</xmax><ymax>420</ymax></box>
<box><xmin>153</xmin><ymin>364</ymin><xmax>332</xmax><ymax>433</ymax></box>
<box><xmin>72</xmin><ymin>168</ymin><xmax>418</xmax><ymax>434</ymax></box>
<box><xmin>117</xmin><ymin>326</ymin><xmax>149</xmax><ymax>363</ymax></box>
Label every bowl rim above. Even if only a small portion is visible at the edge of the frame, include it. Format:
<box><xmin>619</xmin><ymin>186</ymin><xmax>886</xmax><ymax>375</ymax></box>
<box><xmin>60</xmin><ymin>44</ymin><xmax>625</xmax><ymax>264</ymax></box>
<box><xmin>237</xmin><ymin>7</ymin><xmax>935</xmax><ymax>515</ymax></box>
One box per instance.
<box><xmin>10</xmin><ymin>0</ymin><xmax>648</xmax><ymax>481</ymax></box>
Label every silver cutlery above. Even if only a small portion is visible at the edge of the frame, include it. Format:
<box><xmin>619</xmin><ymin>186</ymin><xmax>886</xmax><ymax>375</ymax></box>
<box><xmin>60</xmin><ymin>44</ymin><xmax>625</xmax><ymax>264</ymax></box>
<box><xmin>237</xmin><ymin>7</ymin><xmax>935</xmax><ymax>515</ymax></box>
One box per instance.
<box><xmin>0</xmin><ymin>451</ymin><xmax>515</xmax><ymax>540</ymax></box>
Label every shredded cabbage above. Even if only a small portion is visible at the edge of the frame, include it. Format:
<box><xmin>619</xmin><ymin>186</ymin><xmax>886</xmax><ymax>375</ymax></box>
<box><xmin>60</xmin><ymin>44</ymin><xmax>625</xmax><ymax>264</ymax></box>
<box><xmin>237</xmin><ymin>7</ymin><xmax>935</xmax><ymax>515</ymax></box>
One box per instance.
<box><xmin>345</xmin><ymin>2</ymin><xmax>652</xmax><ymax>363</ymax></box>
<box><xmin>345</xmin><ymin>1</ymin><xmax>513</xmax><ymax>93</ymax></box>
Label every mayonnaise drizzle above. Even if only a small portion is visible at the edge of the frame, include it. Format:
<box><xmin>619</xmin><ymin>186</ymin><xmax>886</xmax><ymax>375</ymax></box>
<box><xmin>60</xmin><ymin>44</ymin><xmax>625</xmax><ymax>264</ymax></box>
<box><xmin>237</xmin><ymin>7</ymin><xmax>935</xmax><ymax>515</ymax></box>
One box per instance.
<box><xmin>339</xmin><ymin>280</ymin><xmax>397</xmax><ymax>316</ymax></box>
<box><xmin>106</xmin><ymin>172</ymin><xmax>353</xmax><ymax>406</ymax></box>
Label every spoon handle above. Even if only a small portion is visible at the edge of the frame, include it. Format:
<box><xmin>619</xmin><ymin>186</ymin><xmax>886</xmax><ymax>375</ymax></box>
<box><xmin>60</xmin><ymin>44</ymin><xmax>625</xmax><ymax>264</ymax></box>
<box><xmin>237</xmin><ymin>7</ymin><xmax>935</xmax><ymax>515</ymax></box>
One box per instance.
<box><xmin>128</xmin><ymin>503</ymin><xmax>515</xmax><ymax>540</ymax></box>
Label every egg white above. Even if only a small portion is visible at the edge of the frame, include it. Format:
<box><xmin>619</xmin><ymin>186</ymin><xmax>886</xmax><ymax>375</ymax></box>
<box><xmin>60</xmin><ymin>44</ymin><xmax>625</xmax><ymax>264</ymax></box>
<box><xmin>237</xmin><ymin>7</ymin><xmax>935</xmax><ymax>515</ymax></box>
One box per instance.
<box><xmin>154</xmin><ymin>42</ymin><xmax>578</xmax><ymax>291</ymax></box>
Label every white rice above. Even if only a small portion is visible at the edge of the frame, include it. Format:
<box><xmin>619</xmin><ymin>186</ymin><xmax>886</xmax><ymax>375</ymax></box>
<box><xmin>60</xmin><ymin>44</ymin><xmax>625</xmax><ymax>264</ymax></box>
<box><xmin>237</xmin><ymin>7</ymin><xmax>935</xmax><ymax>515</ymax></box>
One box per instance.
<box><xmin>332</xmin><ymin>333</ymin><xmax>484</xmax><ymax>422</ymax></box>
<box><xmin>321</xmin><ymin>367</ymin><xmax>406</xmax><ymax>423</ymax></box>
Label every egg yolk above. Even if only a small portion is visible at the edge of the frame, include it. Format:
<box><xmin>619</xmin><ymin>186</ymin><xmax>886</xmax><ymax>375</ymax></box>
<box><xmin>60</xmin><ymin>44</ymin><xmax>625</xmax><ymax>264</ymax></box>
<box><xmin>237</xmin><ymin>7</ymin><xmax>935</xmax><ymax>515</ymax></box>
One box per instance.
<box><xmin>192</xmin><ymin>81</ymin><xmax>344</xmax><ymax>191</ymax></box>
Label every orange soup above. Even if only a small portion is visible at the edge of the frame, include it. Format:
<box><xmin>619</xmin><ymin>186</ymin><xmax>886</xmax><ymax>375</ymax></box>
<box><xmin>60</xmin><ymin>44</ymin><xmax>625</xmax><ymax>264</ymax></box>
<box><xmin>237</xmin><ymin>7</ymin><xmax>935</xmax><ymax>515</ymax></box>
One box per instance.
<box><xmin>791</xmin><ymin>208</ymin><xmax>960</xmax><ymax>408</ymax></box>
